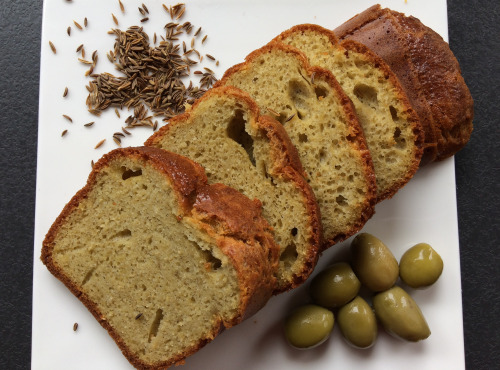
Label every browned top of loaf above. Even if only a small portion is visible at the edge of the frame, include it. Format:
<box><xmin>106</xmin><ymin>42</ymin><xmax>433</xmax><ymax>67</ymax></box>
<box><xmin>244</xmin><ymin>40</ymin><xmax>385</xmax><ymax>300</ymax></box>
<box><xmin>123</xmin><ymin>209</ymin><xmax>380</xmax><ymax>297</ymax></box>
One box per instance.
<box><xmin>334</xmin><ymin>4</ymin><xmax>473</xmax><ymax>162</ymax></box>
<box><xmin>41</xmin><ymin>147</ymin><xmax>279</xmax><ymax>369</ymax></box>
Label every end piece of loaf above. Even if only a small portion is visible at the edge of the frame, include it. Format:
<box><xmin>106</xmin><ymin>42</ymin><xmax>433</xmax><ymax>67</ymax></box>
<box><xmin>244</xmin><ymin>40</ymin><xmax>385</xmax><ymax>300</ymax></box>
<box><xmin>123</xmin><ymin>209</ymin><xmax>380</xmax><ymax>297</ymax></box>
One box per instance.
<box><xmin>41</xmin><ymin>147</ymin><xmax>279</xmax><ymax>369</ymax></box>
<box><xmin>215</xmin><ymin>43</ymin><xmax>376</xmax><ymax>249</ymax></box>
<box><xmin>334</xmin><ymin>5</ymin><xmax>473</xmax><ymax>162</ymax></box>
<box><xmin>273</xmin><ymin>24</ymin><xmax>424</xmax><ymax>201</ymax></box>
<box><xmin>146</xmin><ymin>86</ymin><xmax>322</xmax><ymax>293</ymax></box>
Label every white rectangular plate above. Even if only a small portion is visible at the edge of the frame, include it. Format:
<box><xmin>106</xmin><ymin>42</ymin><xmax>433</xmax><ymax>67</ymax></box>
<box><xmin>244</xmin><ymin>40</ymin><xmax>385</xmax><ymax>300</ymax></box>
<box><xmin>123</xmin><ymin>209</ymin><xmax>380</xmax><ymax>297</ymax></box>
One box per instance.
<box><xmin>32</xmin><ymin>0</ymin><xmax>464</xmax><ymax>369</ymax></box>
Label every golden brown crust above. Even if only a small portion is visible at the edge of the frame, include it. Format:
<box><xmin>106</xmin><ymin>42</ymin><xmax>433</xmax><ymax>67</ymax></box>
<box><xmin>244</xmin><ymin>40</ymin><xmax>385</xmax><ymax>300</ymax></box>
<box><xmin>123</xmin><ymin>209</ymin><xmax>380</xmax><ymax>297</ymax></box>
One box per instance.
<box><xmin>272</xmin><ymin>23</ymin><xmax>341</xmax><ymax>47</ymax></box>
<box><xmin>147</xmin><ymin>85</ymin><xmax>322</xmax><ymax>292</ymax></box>
<box><xmin>192</xmin><ymin>182</ymin><xmax>279</xmax><ymax>322</ymax></box>
<box><xmin>334</xmin><ymin>4</ymin><xmax>473</xmax><ymax>163</ymax></box>
<box><xmin>217</xmin><ymin>43</ymin><xmax>376</xmax><ymax>248</ymax></box>
<box><xmin>41</xmin><ymin>146</ymin><xmax>278</xmax><ymax>370</ymax></box>
<box><xmin>391</xmin><ymin>12</ymin><xmax>474</xmax><ymax>160</ymax></box>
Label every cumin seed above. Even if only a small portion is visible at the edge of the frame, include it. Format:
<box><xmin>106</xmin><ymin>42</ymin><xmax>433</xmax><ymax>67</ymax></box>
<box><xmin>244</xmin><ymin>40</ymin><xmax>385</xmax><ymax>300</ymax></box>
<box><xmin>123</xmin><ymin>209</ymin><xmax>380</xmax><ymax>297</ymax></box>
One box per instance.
<box><xmin>112</xmin><ymin>13</ymin><xmax>119</xmax><ymax>26</ymax></box>
<box><xmin>73</xmin><ymin>20</ymin><xmax>83</xmax><ymax>30</ymax></box>
<box><xmin>175</xmin><ymin>7</ymin><xmax>185</xmax><ymax>20</ymax></box>
<box><xmin>63</xmin><ymin>87</ymin><xmax>68</xmax><ymax>97</ymax></box>
<box><xmin>85</xmin><ymin>2</ymin><xmax>218</xmax><ymax>137</ymax></box>
<box><xmin>73</xmin><ymin>323</ymin><xmax>78</xmax><ymax>331</ymax></box>
<box><xmin>95</xmin><ymin>139</ymin><xmax>106</xmax><ymax>149</ymax></box>
<box><xmin>62</xmin><ymin>114</ymin><xmax>73</xmax><ymax>122</ymax></box>
<box><xmin>285</xmin><ymin>113</ymin><xmax>295</xmax><ymax>122</ymax></box>
<box><xmin>267</xmin><ymin>108</ymin><xmax>280</xmax><ymax>117</ymax></box>
<box><xmin>49</xmin><ymin>41</ymin><xmax>56</xmax><ymax>54</ymax></box>
<box><xmin>61</xmin><ymin>129</ymin><xmax>68</xmax><ymax>137</ymax></box>
<box><xmin>78</xmin><ymin>58</ymin><xmax>93</xmax><ymax>65</ymax></box>
<box><xmin>67</xmin><ymin>26</ymin><xmax>71</xmax><ymax>36</ymax></box>
<box><xmin>119</xmin><ymin>0</ymin><xmax>125</xmax><ymax>13</ymax></box>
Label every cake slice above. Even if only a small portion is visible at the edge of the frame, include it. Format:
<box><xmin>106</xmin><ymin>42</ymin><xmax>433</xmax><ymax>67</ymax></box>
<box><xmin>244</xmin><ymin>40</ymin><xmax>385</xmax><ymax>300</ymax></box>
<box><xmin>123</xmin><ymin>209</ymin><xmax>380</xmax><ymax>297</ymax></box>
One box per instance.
<box><xmin>41</xmin><ymin>147</ymin><xmax>279</xmax><ymax>370</ymax></box>
<box><xmin>334</xmin><ymin>5</ymin><xmax>474</xmax><ymax>162</ymax></box>
<box><xmin>216</xmin><ymin>43</ymin><xmax>376</xmax><ymax>249</ymax></box>
<box><xmin>145</xmin><ymin>86</ymin><xmax>321</xmax><ymax>293</ymax></box>
<box><xmin>273</xmin><ymin>24</ymin><xmax>424</xmax><ymax>201</ymax></box>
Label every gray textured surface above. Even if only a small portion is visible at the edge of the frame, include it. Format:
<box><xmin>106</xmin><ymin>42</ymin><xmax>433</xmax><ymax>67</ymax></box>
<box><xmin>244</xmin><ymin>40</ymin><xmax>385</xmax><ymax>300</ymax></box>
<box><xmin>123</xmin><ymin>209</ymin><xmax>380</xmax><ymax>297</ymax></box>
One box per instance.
<box><xmin>450</xmin><ymin>1</ymin><xmax>500</xmax><ymax>368</ymax></box>
<box><xmin>0</xmin><ymin>1</ymin><xmax>498</xmax><ymax>369</ymax></box>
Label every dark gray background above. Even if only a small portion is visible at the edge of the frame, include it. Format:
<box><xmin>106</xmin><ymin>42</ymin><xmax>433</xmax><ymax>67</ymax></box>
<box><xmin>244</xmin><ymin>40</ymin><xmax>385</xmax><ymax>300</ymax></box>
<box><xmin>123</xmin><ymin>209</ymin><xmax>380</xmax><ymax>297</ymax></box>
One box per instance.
<box><xmin>1</xmin><ymin>1</ymin><xmax>498</xmax><ymax>369</ymax></box>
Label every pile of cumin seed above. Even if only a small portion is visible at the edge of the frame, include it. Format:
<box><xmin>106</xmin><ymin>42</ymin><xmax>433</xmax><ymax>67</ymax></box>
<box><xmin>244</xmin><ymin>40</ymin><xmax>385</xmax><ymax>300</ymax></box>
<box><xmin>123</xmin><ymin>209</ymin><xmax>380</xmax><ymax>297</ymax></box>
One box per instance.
<box><xmin>85</xmin><ymin>3</ymin><xmax>218</xmax><ymax>144</ymax></box>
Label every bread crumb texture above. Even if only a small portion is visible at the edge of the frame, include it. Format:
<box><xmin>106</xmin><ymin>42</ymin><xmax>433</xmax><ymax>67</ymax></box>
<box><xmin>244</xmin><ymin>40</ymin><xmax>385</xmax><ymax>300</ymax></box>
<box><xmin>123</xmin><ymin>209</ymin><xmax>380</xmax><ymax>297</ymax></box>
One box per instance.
<box><xmin>276</xmin><ymin>25</ymin><xmax>423</xmax><ymax>201</ymax></box>
<box><xmin>146</xmin><ymin>87</ymin><xmax>321</xmax><ymax>291</ymax></box>
<box><xmin>42</xmin><ymin>148</ymin><xmax>278</xmax><ymax>369</ymax></box>
<box><xmin>218</xmin><ymin>45</ymin><xmax>376</xmax><ymax>246</ymax></box>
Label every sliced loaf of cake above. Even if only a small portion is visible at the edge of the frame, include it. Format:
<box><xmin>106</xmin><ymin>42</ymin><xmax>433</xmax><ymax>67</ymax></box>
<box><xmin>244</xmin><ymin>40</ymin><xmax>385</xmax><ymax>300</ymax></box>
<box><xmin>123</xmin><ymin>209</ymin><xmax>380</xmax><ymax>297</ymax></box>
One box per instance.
<box><xmin>334</xmin><ymin>5</ymin><xmax>474</xmax><ymax>162</ymax></box>
<box><xmin>215</xmin><ymin>43</ymin><xmax>377</xmax><ymax>249</ymax></box>
<box><xmin>145</xmin><ymin>86</ymin><xmax>321</xmax><ymax>293</ymax></box>
<box><xmin>41</xmin><ymin>147</ymin><xmax>279</xmax><ymax>370</ymax></box>
<box><xmin>273</xmin><ymin>24</ymin><xmax>424</xmax><ymax>201</ymax></box>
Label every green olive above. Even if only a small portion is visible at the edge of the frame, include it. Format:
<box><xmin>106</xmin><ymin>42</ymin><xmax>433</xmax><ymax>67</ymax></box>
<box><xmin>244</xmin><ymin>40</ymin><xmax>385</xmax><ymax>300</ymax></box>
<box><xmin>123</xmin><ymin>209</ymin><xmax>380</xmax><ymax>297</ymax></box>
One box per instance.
<box><xmin>337</xmin><ymin>296</ymin><xmax>377</xmax><ymax>348</ymax></box>
<box><xmin>310</xmin><ymin>262</ymin><xmax>361</xmax><ymax>308</ymax></box>
<box><xmin>373</xmin><ymin>286</ymin><xmax>431</xmax><ymax>342</ymax></box>
<box><xmin>399</xmin><ymin>243</ymin><xmax>443</xmax><ymax>288</ymax></box>
<box><xmin>350</xmin><ymin>233</ymin><xmax>399</xmax><ymax>292</ymax></box>
<box><xmin>284</xmin><ymin>304</ymin><xmax>334</xmax><ymax>349</ymax></box>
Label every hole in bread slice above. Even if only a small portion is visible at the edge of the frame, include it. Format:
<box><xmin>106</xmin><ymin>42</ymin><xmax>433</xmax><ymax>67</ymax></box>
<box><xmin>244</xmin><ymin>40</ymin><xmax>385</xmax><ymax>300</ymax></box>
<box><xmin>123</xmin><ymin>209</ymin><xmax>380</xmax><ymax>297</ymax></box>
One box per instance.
<box><xmin>226</xmin><ymin>109</ymin><xmax>256</xmax><ymax>166</ymax></box>
<box><xmin>389</xmin><ymin>105</ymin><xmax>399</xmax><ymax>121</ymax></box>
<box><xmin>314</xmin><ymin>85</ymin><xmax>329</xmax><ymax>100</ymax></box>
<box><xmin>81</xmin><ymin>266</ymin><xmax>96</xmax><ymax>285</ymax></box>
<box><xmin>121</xmin><ymin>167</ymin><xmax>143</xmax><ymax>180</ymax></box>
<box><xmin>289</xmin><ymin>79</ymin><xmax>311</xmax><ymax>120</ymax></box>
<box><xmin>353</xmin><ymin>83</ymin><xmax>378</xmax><ymax>108</ymax></box>
<box><xmin>111</xmin><ymin>229</ymin><xmax>132</xmax><ymax>239</ymax></box>
<box><xmin>148</xmin><ymin>309</ymin><xmax>164</xmax><ymax>343</ymax></box>
<box><xmin>280</xmin><ymin>243</ymin><xmax>298</xmax><ymax>269</ymax></box>
<box><xmin>201</xmin><ymin>249</ymin><xmax>222</xmax><ymax>271</ymax></box>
